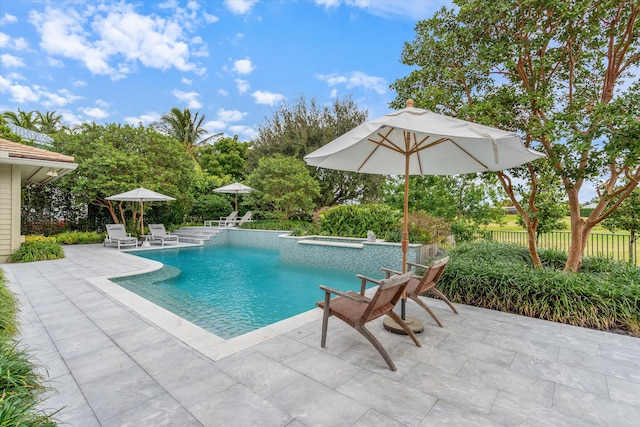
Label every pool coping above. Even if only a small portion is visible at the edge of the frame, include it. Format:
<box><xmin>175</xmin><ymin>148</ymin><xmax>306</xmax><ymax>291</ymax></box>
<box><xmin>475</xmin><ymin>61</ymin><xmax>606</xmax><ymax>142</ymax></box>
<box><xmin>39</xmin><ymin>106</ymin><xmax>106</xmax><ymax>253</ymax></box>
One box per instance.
<box><xmin>87</xmin><ymin>251</ymin><xmax>338</xmax><ymax>361</ymax></box>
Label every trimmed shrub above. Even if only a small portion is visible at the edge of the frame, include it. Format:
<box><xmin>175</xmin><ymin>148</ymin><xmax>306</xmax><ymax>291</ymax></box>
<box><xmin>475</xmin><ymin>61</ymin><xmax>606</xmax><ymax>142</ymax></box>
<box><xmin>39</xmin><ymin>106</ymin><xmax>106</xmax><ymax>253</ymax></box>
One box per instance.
<box><xmin>55</xmin><ymin>231</ymin><xmax>104</xmax><ymax>245</ymax></box>
<box><xmin>439</xmin><ymin>241</ymin><xmax>640</xmax><ymax>336</ymax></box>
<box><xmin>319</xmin><ymin>204</ymin><xmax>401</xmax><ymax>238</ymax></box>
<box><xmin>8</xmin><ymin>241</ymin><xmax>64</xmax><ymax>263</ymax></box>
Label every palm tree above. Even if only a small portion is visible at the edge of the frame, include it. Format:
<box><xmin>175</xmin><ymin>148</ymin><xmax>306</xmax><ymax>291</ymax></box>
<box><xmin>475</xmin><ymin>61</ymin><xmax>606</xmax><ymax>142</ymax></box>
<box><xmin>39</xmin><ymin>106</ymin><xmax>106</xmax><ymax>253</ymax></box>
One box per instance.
<box><xmin>2</xmin><ymin>109</ymin><xmax>38</xmax><ymax>130</ymax></box>
<box><xmin>35</xmin><ymin>111</ymin><xmax>63</xmax><ymax>134</ymax></box>
<box><xmin>155</xmin><ymin>107</ymin><xmax>221</xmax><ymax>160</ymax></box>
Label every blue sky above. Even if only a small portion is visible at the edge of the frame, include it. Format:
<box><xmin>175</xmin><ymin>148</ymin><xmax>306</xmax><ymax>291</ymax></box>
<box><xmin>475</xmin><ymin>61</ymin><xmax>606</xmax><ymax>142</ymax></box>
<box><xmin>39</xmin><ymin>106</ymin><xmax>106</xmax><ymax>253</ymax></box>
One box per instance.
<box><xmin>0</xmin><ymin>0</ymin><xmax>450</xmax><ymax>141</ymax></box>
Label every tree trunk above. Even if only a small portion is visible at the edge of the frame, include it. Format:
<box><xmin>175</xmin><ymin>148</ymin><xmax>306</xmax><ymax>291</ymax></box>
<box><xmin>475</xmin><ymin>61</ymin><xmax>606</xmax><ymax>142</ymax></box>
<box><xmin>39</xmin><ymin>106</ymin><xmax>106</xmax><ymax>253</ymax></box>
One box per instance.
<box><xmin>630</xmin><ymin>230</ymin><xmax>636</xmax><ymax>265</ymax></box>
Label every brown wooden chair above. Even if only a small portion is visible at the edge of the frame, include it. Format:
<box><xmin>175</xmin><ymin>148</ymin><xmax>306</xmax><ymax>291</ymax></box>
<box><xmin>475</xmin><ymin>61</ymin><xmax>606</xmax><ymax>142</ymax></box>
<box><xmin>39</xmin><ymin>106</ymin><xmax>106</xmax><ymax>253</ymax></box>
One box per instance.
<box><xmin>381</xmin><ymin>256</ymin><xmax>457</xmax><ymax>328</ymax></box>
<box><xmin>317</xmin><ymin>271</ymin><xmax>420</xmax><ymax>371</ymax></box>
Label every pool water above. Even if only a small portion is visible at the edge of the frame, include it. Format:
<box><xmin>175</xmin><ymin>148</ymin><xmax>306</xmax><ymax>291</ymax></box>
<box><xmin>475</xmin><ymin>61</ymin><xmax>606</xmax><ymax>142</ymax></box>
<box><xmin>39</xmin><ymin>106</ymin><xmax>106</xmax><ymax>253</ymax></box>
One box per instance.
<box><xmin>114</xmin><ymin>245</ymin><xmax>378</xmax><ymax>339</ymax></box>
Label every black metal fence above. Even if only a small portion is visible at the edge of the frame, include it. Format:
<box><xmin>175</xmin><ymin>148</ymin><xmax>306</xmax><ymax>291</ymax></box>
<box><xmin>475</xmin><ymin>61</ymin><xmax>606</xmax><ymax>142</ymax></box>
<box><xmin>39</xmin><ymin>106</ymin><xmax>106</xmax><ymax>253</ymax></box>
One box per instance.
<box><xmin>474</xmin><ymin>230</ymin><xmax>638</xmax><ymax>264</ymax></box>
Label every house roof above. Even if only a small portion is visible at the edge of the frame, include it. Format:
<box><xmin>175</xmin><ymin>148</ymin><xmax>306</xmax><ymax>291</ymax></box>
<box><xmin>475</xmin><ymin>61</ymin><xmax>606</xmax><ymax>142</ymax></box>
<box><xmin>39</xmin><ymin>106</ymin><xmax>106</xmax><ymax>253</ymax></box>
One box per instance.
<box><xmin>0</xmin><ymin>137</ymin><xmax>77</xmax><ymax>185</ymax></box>
<box><xmin>6</xmin><ymin>124</ymin><xmax>54</xmax><ymax>145</ymax></box>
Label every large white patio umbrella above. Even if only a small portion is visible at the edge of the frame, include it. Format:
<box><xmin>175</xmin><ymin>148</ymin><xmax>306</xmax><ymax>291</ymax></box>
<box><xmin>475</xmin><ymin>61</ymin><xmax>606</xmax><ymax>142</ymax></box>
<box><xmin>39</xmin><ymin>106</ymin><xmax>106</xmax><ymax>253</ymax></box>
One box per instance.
<box><xmin>213</xmin><ymin>182</ymin><xmax>253</xmax><ymax>212</ymax></box>
<box><xmin>106</xmin><ymin>187</ymin><xmax>175</xmax><ymax>234</ymax></box>
<box><xmin>304</xmin><ymin>100</ymin><xmax>545</xmax><ymax>321</ymax></box>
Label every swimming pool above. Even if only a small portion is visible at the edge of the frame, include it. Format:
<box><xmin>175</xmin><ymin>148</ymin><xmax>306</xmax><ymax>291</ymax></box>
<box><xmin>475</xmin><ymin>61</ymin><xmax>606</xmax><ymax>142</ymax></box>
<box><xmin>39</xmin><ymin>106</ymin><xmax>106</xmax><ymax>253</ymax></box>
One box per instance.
<box><xmin>114</xmin><ymin>245</ymin><xmax>380</xmax><ymax>339</ymax></box>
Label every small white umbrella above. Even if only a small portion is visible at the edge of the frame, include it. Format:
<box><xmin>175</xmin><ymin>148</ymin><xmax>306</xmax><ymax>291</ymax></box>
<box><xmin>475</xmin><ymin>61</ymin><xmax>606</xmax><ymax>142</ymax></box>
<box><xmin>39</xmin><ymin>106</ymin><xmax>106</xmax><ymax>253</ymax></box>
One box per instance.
<box><xmin>213</xmin><ymin>182</ymin><xmax>253</xmax><ymax>212</ymax></box>
<box><xmin>106</xmin><ymin>187</ymin><xmax>175</xmax><ymax>234</ymax></box>
<box><xmin>305</xmin><ymin>100</ymin><xmax>545</xmax><ymax>320</ymax></box>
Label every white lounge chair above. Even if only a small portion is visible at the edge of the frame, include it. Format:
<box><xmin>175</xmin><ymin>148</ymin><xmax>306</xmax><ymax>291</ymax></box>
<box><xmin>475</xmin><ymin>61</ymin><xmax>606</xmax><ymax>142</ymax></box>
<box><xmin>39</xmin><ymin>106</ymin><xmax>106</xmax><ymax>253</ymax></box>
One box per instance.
<box><xmin>204</xmin><ymin>211</ymin><xmax>238</xmax><ymax>227</ymax></box>
<box><xmin>235</xmin><ymin>211</ymin><xmax>252</xmax><ymax>226</ymax></box>
<box><xmin>104</xmin><ymin>224</ymin><xmax>138</xmax><ymax>250</ymax></box>
<box><xmin>148</xmin><ymin>224</ymin><xmax>179</xmax><ymax>246</ymax></box>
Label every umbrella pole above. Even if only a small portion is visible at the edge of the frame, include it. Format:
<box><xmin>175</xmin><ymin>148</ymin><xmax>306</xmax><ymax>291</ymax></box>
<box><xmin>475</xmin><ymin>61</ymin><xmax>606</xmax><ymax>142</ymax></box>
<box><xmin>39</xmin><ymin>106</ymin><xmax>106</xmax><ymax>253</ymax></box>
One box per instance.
<box><xmin>140</xmin><ymin>201</ymin><xmax>144</xmax><ymax>235</ymax></box>
<box><xmin>401</xmin><ymin>146</ymin><xmax>410</xmax><ymax>320</ymax></box>
<box><xmin>235</xmin><ymin>191</ymin><xmax>238</xmax><ymax>213</ymax></box>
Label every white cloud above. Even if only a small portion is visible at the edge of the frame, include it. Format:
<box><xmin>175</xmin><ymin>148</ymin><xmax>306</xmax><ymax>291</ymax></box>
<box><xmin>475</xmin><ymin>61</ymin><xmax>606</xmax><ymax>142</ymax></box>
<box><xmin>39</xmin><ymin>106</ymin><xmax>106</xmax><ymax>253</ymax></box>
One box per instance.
<box><xmin>0</xmin><ymin>32</ymin><xmax>28</xmax><ymax>50</ymax></box>
<box><xmin>47</xmin><ymin>57</ymin><xmax>64</xmax><ymax>67</ymax></box>
<box><xmin>330</xmin><ymin>88</ymin><xmax>338</xmax><ymax>98</ymax></box>
<box><xmin>124</xmin><ymin>111</ymin><xmax>161</xmax><ymax>126</ymax></box>
<box><xmin>217</xmin><ymin>108</ymin><xmax>246</xmax><ymax>122</ymax></box>
<box><xmin>252</xmin><ymin>90</ymin><xmax>285</xmax><ymax>106</ymax></box>
<box><xmin>224</xmin><ymin>0</ymin><xmax>259</xmax><ymax>15</ymax></box>
<box><xmin>74</xmin><ymin>80</ymin><xmax>88</xmax><ymax>87</ymax></box>
<box><xmin>0</xmin><ymin>74</ymin><xmax>81</xmax><ymax>107</ymax></box>
<box><xmin>229</xmin><ymin>125</ymin><xmax>257</xmax><ymax>140</ymax></box>
<box><xmin>172</xmin><ymin>89</ymin><xmax>202</xmax><ymax>108</ymax></box>
<box><xmin>233</xmin><ymin>58</ymin><xmax>254</xmax><ymax>75</ymax></box>
<box><xmin>81</xmin><ymin>106</ymin><xmax>109</xmax><ymax>119</ymax></box>
<box><xmin>28</xmin><ymin>3</ymin><xmax>206</xmax><ymax>81</ymax></box>
<box><xmin>182</xmin><ymin>78</ymin><xmax>193</xmax><ymax>85</ymax></box>
<box><xmin>0</xmin><ymin>13</ymin><xmax>18</xmax><ymax>25</ymax></box>
<box><xmin>314</xmin><ymin>0</ymin><xmax>447</xmax><ymax>21</ymax></box>
<box><xmin>95</xmin><ymin>99</ymin><xmax>110</xmax><ymax>108</ymax></box>
<box><xmin>204</xmin><ymin>120</ymin><xmax>226</xmax><ymax>132</ymax></box>
<box><xmin>0</xmin><ymin>53</ymin><xmax>24</xmax><ymax>68</ymax></box>
<box><xmin>317</xmin><ymin>71</ymin><xmax>387</xmax><ymax>94</ymax></box>
<box><xmin>235</xmin><ymin>78</ymin><xmax>249</xmax><ymax>94</ymax></box>
<box><xmin>203</xmin><ymin>12</ymin><xmax>219</xmax><ymax>23</ymax></box>
<box><xmin>218</xmin><ymin>88</ymin><xmax>229</xmax><ymax>96</ymax></box>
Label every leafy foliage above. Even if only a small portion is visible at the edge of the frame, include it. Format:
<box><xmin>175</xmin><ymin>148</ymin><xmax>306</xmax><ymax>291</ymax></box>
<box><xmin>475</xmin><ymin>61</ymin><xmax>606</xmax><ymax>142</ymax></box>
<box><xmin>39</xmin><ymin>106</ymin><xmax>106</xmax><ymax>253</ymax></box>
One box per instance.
<box><xmin>249</xmin><ymin>95</ymin><xmax>385</xmax><ymax>206</ymax></box>
<box><xmin>440</xmin><ymin>241</ymin><xmax>640</xmax><ymax>336</ymax></box>
<box><xmin>8</xmin><ymin>241</ymin><xmax>64</xmax><ymax>263</ymax></box>
<box><xmin>392</xmin><ymin>0</ymin><xmax>640</xmax><ymax>271</ymax></box>
<box><xmin>54</xmin><ymin>231</ymin><xmax>104</xmax><ymax>245</ymax></box>
<box><xmin>318</xmin><ymin>204</ymin><xmax>401</xmax><ymax>238</ymax></box>
<box><xmin>51</xmin><ymin>122</ymin><xmax>197</xmax><ymax>230</ymax></box>
<box><xmin>189</xmin><ymin>194</ymin><xmax>233</xmax><ymax>224</ymax></box>
<box><xmin>385</xmin><ymin>174</ymin><xmax>505</xmax><ymax>224</ymax></box>
<box><xmin>245</xmin><ymin>156</ymin><xmax>320</xmax><ymax>220</ymax></box>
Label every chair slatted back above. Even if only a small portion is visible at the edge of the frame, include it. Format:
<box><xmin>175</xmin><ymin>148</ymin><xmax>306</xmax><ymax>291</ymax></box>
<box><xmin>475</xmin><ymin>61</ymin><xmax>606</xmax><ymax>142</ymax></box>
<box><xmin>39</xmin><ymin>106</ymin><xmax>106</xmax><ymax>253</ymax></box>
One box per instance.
<box><xmin>360</xmin><ymin>272</ymin><xmax>413</xmax><ymax>323</ymax></box>
<box><xmin>106</xmin><ymin>224</ymin><xmax>129</xmax><ymax>239</ymax></box>
<box><xmin>413</xmin><ymin>257</ymin><xmax>449</xmax><ymax>294</ymax></box>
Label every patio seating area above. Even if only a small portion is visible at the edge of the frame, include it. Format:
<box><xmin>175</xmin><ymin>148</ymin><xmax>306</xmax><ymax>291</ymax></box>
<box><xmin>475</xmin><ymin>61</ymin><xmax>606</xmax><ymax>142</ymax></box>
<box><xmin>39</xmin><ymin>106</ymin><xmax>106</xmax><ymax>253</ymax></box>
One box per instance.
<box><xmin>2</xmin><ymin>244</ymin><xmax>639</xmax><ymax>426</ymax></box>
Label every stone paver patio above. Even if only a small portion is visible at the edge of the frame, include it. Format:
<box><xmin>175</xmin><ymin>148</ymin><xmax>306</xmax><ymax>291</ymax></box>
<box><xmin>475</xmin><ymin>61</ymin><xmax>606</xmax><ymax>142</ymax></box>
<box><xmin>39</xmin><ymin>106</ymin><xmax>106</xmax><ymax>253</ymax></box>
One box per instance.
<box><xmin>2</xmin><ymin>244</ymin><xmax>639</xmax><ymax>426</ymax></box>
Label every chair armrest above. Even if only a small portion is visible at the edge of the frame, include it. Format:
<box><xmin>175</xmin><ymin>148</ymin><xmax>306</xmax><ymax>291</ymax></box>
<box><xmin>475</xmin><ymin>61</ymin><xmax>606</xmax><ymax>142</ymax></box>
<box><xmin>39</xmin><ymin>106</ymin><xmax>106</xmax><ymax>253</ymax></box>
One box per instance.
<box><xmin>355</xmin><ymin>274</ymin><xmax>382</xmax><ymax>295</ymax></box>
<box><xmin>380</xmin><ymin>267</ymin><xmax>402</xmax><ymax>278</ymax></box>
<box><xmin>319</xmin><ymin>285</ymin><xmax>369</xmax><ymax>303</ymax></box>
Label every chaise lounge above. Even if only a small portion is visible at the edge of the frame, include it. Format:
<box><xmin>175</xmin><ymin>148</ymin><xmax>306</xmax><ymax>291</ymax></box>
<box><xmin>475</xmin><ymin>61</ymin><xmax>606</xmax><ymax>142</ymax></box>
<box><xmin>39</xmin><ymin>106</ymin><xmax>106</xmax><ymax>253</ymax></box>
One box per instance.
<box><xmin>104</xmin><ymin>224</ymin><xmax>138</xmax><ymax>250</ymax></box>
<box><xmin>148</xmin><ymin>224</ymin><xmax>179</xmax><ymax>246</ymax></box>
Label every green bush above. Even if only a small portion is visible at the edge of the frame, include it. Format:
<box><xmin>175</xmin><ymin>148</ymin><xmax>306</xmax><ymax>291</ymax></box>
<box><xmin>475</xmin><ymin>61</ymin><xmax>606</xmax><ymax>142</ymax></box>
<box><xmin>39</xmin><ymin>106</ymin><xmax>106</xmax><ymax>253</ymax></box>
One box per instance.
<box><xmin>439</xmin><ymin>241</ymin><xmax>640</xmax><ymax>336</ymax></box>
<box><xmin>8</xmin><ymin>241</ymin><xmax>64</xmax><ymax>263</ymax></box>
<box><xmin>55</xmin><ymin>231</ymin><xmax>104</xmax><ymax>245</ymax></box>
<box><xmin>240</xmin><ymin>220</ymin><xmax>320</xmax><ymax>234</ymax></box>
<box><xmin>319</xmin><ymin>204</ymin><xmax>401</xmax><ymax>238</ymax></box>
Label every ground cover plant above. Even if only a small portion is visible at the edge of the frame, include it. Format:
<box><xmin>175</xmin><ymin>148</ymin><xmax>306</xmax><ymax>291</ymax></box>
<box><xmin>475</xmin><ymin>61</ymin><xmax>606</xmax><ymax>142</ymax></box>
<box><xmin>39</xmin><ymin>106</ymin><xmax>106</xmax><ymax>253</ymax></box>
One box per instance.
<box><xmin>439</xmin><ymin>241</ymin><xmax>640</xmax><ymax>336</ymax></box>
<box><xmin>8</xmin><ymin>239</ymin><xmax>64</xmax><ymax>263</ymax></box>
<box><xmin>0</xmin><ymin>270</ymin><xmax>58</xmax><ymax>426</ymax></box>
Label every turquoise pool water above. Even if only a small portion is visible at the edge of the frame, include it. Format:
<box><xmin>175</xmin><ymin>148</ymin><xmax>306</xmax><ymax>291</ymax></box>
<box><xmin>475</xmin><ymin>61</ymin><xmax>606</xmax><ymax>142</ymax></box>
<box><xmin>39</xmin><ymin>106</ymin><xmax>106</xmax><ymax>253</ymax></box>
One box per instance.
<box><xmin>114</xmin><ymin>245</ymin><xmax>378</xmax><ymax>339</ymax></box>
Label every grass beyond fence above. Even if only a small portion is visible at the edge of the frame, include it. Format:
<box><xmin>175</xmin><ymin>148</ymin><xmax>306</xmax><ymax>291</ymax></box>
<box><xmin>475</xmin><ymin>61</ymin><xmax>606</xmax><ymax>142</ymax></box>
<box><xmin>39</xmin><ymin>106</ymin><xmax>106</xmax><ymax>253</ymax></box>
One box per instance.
<box><xmin>475</xmin><ymin>230</ymin><xmax>639</xmax><ymax>265</ymax></box>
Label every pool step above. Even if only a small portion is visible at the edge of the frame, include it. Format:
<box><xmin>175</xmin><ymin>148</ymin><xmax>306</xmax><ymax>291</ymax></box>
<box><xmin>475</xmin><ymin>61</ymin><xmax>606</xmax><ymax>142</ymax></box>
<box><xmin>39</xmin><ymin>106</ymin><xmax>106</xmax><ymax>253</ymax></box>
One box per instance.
<box><xmin>172</xmin><ymin>226</ymin><xmax>223</xmax><ymax>244</ymax></box>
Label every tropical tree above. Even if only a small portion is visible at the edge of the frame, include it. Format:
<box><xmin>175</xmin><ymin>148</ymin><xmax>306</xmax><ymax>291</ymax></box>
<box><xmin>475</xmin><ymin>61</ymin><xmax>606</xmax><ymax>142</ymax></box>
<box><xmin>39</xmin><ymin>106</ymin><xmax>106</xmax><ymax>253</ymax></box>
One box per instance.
<box><xmin>245</xmin><ymin>156</ymin><xmax>320</xmax><ymax>220</ymax></box>
<box><xmin>155</xmin><ymin>107</ymin><xmax>219</xmax><ymax>161</ymax></box>
<box><xmin>391</xmin><ymin>0</ymin><xmax>640</xmax><ymax>271</ymax></box>
<box><xmin>249</xmin><ymin>95</ymin><xmax>385</xmax><ymax>206</ymax></box>
<box><xmin>51</xmin><ymin>123</ymin><xmax>197</xmax><ymax>230</ymax></box>
<box><xmin>0</xmin><ymin>116</ymin><xmax>22</xmax><ymax>142</ymax></box>
<box><xmin>199</xmin><ymin>135</ymin><xmax>250</xmax><ymax>181</ymax></box>
<box><xmin>385</xmin><ymin>174</ymin><xmax>505</xmax><ymax>224</ymax></box>
<box><xmin>35</xmin><ymin>111</ymin><xmax>63</xmax><ymax>134</ymax></box>
<box><xmin>2</xmin><ymin>109</ymin><xmax>38</xmax><ymax>130</ymax></box>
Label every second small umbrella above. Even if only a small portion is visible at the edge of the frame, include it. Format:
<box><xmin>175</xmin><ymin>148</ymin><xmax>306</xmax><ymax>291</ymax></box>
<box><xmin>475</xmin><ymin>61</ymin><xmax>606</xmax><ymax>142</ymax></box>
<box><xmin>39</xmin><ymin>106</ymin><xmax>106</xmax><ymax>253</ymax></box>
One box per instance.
<box><xmin>213</xmin><ymin>182</ymin><xmax>253</xmax><ymax>212</ymax></box>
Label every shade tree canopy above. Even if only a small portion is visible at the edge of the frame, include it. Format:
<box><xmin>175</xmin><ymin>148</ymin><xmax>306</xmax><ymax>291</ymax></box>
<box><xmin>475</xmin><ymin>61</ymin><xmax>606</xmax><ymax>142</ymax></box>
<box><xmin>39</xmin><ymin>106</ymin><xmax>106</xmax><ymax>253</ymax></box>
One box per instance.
<box><xmin>391</xmin><ymin>0</ymin><xmax>640</xmax><ymax>271</ymax></box>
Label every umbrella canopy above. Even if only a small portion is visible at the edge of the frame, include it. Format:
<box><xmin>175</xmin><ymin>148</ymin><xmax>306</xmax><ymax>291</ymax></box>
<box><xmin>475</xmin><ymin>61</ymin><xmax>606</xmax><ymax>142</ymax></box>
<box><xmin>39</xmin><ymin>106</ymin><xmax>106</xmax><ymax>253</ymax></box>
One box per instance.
<box><xmin>213</xmin><ymin>182</ymin><xmax>253</xmax><ymax>212</ymax></box>
<box><xmin>304</xmin><ymin>100</ymin><xmax>545</xmax><ymax>317</ymax></box>
<box><xmin>106</xmin><ymin>187</ymin><xmax>175</xmax><ymax>234</ymax></box>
